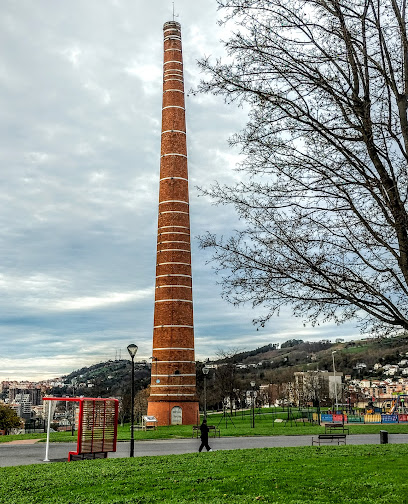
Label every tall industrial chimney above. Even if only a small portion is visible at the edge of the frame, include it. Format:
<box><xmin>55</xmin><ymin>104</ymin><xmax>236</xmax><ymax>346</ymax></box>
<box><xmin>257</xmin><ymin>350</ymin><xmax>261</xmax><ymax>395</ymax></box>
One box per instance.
<box><xmin>147</xmin><ymin>21</ymin><xmax>199</xmax><ymax>426</ymax></box>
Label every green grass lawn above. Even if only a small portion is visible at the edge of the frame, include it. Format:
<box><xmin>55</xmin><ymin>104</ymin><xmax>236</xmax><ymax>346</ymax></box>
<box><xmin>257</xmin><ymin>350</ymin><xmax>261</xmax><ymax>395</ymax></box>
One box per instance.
<box><xmin>1</xmin><ymin>444</ymin><xmax>407</xmax><ymax>503</ymax></box>
<box><xmin>2</xmin><ymin>409</ymin><xmax>408</xmax><ymax>443</ymax></box>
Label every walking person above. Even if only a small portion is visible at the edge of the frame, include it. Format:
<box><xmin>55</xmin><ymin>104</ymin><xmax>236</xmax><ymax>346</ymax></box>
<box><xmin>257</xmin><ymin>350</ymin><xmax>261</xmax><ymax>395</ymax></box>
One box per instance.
<box><xmin>198</xmin><ymin>419</ymin><xmax>212</xmax><ymax>452</ymax></box>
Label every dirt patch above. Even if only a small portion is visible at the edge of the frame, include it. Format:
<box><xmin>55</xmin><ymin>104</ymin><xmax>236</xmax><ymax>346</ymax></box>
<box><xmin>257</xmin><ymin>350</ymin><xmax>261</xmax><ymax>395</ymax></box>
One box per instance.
<box><xmin>2</xmin><ymin>439</ymin><xmax>42</xmax><ymax>445</ymax></box>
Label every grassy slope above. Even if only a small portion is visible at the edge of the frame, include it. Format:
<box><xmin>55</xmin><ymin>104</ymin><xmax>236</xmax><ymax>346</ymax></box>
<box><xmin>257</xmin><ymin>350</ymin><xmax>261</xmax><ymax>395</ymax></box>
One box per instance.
<box><xmin>3</xmin><ymin>411</ymin><xmax>408</xmax><ymax>443</ymax></box>
<box><xmin>1</xmin><ymin>445</ymin><xmax>408</xmax><ymax>503</ymax></box>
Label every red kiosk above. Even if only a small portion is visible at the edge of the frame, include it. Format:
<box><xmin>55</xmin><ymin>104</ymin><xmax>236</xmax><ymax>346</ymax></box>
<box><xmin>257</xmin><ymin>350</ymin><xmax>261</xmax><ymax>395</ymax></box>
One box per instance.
<box><xmin>43</xmin><ymin>397</ymin><xmax>119</xmax><ymax>461</ymax></box>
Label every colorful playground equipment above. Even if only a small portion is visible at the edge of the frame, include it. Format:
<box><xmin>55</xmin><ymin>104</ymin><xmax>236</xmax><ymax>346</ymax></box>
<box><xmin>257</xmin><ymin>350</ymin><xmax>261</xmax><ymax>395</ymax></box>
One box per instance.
<box><xmin>387</xmin><ymin>395</ymin><xmax>408</xmax><ymax>415</ymax></box>
<box><xmin>312</xmin><ymin>396</ymin><xmax>408</xmax><ymax>424</ymax></box>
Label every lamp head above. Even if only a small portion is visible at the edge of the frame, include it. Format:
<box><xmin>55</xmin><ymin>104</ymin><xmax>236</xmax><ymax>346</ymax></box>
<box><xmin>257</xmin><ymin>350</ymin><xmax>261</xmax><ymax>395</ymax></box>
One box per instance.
<box><xmin>127</xmin><ymin>344</ymin><xmax>138</xmax><ymax>358</ymax></box>
<box><xmin>203</xmin><ymin>367</ymin><xmax>210</xmax><ymax>375</ymax></box>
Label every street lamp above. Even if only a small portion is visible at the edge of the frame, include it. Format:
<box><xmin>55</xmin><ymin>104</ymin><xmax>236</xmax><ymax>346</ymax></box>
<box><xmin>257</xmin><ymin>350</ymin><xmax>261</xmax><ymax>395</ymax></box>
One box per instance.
<box><xmin>127</xmin><ymin>343</ymin><xmax>138</xmax><ymax>457</ymax></box>
<box><xmin>332</xmin><ymin>350</ymin><xmax>338</xmax><ymax>412</ymax></box>
<box><xmin>250</xmin><ymin>380</ymin><xmax>256</xmax><ymax>428</ymax></box>
<box><xmin>203</xmin><ymin>367</ymin><xmax>210</xmax><ymax>420</ymax></box>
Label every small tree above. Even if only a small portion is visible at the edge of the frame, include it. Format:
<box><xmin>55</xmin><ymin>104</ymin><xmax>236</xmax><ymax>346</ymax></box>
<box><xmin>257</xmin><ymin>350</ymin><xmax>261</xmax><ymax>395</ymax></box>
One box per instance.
<box><xmin>118</xmin><ymin>392</ymin><xmax>131</xmax><ymax>426</ymax></box>
<box><xmin>134</xmin><ymin>387</ymin><xmax>149</xmax><ymax>424</ymax></box>
<box><xmin>281</xmin><ymin>339</ymin><xmax>304</xmax><ymax>349</ymax></box>
<box><xmin>0</xmin><ymin>405</ymin><xmax>22</xmax><ymax>434</ymax></box>
<box><xmin>299</xmin><ymin>372</ymin><xmax>330</xmax><ymax>408</ymax></box>
<box><xmin>215</xmin><ymin>364</ymin><xmax>239</xmax><ymax>413</ymax></box>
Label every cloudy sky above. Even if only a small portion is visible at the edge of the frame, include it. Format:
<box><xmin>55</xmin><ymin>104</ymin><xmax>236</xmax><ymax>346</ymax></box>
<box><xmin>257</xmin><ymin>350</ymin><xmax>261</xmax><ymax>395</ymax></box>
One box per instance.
<box><xmin>0</xmin><ymin>0</ymin><xmax>361</xmax><ymax>382</ymax></box>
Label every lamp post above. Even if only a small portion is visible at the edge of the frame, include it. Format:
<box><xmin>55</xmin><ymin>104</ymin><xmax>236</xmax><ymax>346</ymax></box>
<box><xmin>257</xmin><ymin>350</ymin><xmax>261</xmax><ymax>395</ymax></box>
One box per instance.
<box><xmin>250</xmin><ymin>380</ymin><xmax>256</xmax><ymax>428</ymax></box>
<box><xmin>203</xmin><ymin>367</ymin><xmax>209</xmax><ymax>420</ymax></box>
<box><xmin>127</xmin><ymin>343</ymin><xmax>138</xmax><ymax>457</ymax></box>
<box><xmin>332</xmin><ymin>350</ymin><xmax>338</xmax><ymax>412</ymax></box>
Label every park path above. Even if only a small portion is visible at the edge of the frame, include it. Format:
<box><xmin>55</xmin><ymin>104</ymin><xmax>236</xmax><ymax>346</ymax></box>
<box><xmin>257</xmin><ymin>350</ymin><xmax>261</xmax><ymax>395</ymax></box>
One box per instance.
<box><xmin>1</xmin><ymin>433</ymin><xmax>408</xmax><ymax>468</ymax></box>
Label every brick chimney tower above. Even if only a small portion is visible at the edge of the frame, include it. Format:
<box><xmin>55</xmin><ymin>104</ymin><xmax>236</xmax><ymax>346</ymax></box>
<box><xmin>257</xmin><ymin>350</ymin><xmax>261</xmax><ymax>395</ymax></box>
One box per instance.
<box><xmin>147</xmin><ymin>21</ymin><xmax>199</xmax><ymax>426</ymax></box>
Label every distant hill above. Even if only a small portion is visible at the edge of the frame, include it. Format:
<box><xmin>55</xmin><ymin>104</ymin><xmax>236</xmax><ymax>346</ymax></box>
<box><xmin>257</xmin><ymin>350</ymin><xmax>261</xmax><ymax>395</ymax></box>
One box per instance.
<box><xmin>48</xmin><ymin>333</ymin><xmax>408</xmax><ymax>398</ymax></box>
<box><xmin>218</xmin><ymin>333</ymin><xmax>408</xmax><ymax>381</ymax></box>
<box><xmin>49</xmin><ymin>359</ymin><xmax>150</xmax><ymax>398</ymax></box>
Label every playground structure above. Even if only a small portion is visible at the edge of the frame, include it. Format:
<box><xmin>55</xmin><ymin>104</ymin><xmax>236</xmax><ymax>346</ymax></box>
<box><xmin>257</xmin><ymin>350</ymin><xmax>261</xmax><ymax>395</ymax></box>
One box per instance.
<box><xmin>387</xmin><ymin>395</ymin><xmax>408</xmax><ymax>415</ymax></box>
<box><xmin>243</xmin><ymin>402</ymin><xmax>408</xmax><ymax>425</ymax></box>
<box><xmin>317</xmin><ymin>410</ymin><xmax>408</xmax><ymax>424</ymax></box>
<box><xmin>43</xmin><ymin>397</ymin><xmax>119</xmax><ymax>461</ymax></box>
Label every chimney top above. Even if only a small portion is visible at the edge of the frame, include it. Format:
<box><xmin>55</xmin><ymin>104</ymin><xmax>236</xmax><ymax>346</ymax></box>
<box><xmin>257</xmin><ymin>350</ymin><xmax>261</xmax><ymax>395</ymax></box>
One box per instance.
<box><xmin>163</xmin><ymin>21</ymin><xmax>181</xmax><ymax>30</ymax></box>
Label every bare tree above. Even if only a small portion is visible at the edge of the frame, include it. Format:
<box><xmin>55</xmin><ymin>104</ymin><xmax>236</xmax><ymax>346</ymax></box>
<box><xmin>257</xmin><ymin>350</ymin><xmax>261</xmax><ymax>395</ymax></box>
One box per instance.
<box><xmin>213</xmin><ymin>350</ymin><xmax>242</xmax><ymax>413</ymax></box>
<box><xmin>134</xmin><ymin>387</ymin><xmax>149</xmax><ymax>424</ymax></box>
<box><xmin>295</xmin><ymin>371</ymin><xmax>330</xmax><ymax>407</ymax></box>
<box><xmin>197</xmin><ymin>0</ymin><xmax>408</xmax><ymax>335</ymax></box>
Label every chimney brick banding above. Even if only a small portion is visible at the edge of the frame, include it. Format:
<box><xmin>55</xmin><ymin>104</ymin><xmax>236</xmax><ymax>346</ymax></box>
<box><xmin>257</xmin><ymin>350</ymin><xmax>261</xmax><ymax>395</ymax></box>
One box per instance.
<box><xmin>147</xmin><ymin>21</ymin><xmax>199</xmax><ymax>426</ymax></box>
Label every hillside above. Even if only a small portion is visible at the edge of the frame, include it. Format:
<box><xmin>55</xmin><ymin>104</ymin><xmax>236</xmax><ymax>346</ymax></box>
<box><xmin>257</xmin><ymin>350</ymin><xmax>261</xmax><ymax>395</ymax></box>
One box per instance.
<box><xmin>223</xmin><ymin>333</ymin><xmax>408</xmax><ymax>382</ymax></box>
<box><xmin>48</xmin><ymin>333</ymin><xmax>408</xmax><ymax>399</ymax></box>
<box><xmin>49</xmin><ymin>359</ymin><xmax>150</xmax><ymax>398</ymax></box>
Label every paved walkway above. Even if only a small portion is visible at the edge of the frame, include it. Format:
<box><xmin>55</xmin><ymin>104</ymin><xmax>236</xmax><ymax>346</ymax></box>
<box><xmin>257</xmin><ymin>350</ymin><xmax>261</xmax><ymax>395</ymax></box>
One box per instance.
<box><xmin>1</xmin><ymin>433</ymin><xmax>407</xmax><ymax>468</ymax></box>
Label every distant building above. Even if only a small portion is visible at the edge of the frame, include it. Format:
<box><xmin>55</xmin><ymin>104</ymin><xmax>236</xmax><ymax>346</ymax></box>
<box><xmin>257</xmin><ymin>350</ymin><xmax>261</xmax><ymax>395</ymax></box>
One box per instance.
<box><xmin>10</xmin><ymin>393</ymin><xmax>32</xmax><ymax>420</ymax></box>
<box><xmin>9</xmin><ymin>386</ymin><xmax>42</xmax><ymax>406</ymax></box>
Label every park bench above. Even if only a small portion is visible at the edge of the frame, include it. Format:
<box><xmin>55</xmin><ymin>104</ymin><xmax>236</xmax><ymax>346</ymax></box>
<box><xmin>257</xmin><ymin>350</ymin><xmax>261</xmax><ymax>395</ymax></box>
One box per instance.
<box><xmin>325</xmin><ymin>423</ymin><xmax>349</xmax><ymax>434</ymax></box>
<box><xmin>192</xmin><ymin>425</ymin><xmax>220</xmax><ymax>438</ymax></box>
<box><xmin>69</xmin><ymin>452</ymin><xmax>108</xmax><ymax>461</ymax></box>
<box><xmin>131</xmin><ymin>423</ymin><xmax>157</xmax><ymax>431</ymax></box>
<box><xmin>132</xmin><ymin>424</ymin><xmax>144</xmax><ymax>431</ymax></box>
<box><xmin>312</xmin><ymin>434</ymin><xmax>347</xmax><ymax>446</ymax></box>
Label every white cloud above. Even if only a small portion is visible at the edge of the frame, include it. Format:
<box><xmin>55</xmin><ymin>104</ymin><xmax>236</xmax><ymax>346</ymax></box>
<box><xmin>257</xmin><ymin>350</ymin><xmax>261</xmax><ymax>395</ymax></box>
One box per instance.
<box><xmin>0</xmin><ymin>0</ymin><xmax>361</xmax><ymax>382</ymax></box>
<box><xmin>52</xmin><ymin>289</ymin><xmax>153</xmax><ymax>311</ymax></box>
<box><xmin>60</xmin><ymin>46</ymin><xmax>83</xmax><ymax>67</ymax></box>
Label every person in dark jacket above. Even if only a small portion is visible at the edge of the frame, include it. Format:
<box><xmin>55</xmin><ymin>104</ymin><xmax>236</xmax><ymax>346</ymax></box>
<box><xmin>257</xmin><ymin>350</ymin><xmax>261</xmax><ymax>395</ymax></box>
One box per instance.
<box><xmin>198</xmin><ymin>419</ymin><xmax>212</xmax><ymax>452</ymax></box>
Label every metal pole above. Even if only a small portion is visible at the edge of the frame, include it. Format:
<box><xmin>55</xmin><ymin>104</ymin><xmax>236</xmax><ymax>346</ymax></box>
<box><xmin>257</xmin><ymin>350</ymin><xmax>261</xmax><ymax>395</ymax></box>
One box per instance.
<box><xmin>130</xmin><ymin>355</ymin><xmax>135</xmax><ymax>457</ymax></box>
<box><xmin>252</xmin><ymin>390</ymin><xmax>255</xmax><ymax>428</ymax></box>
<box><xmin>332</xmin><ymin>351</ymin><xmax>338</xmax><ymax>412</ymax></box>
<box><xmin>250</xmin><ymin>381</ymin><xmax>256</xmax><ymax>428</ymax></box>
<box><xmin>204</xmin><ymin>374</ymin><xmax>207</xmax><ymax>420</ymax></box>
<box><xmin>43</xmin><ymin>401</ymin><xmax>52</xmax><ymax>462</ymax></box>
